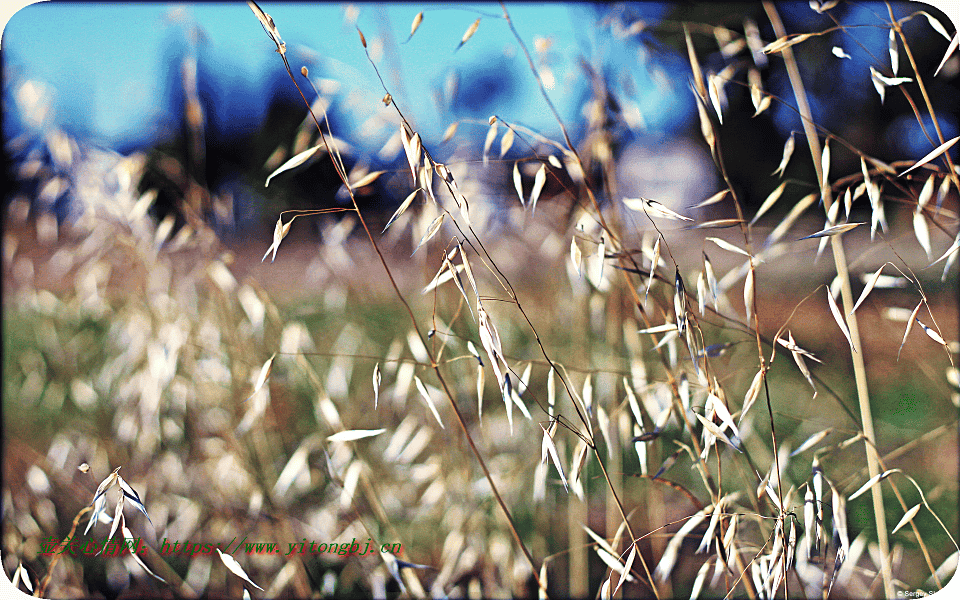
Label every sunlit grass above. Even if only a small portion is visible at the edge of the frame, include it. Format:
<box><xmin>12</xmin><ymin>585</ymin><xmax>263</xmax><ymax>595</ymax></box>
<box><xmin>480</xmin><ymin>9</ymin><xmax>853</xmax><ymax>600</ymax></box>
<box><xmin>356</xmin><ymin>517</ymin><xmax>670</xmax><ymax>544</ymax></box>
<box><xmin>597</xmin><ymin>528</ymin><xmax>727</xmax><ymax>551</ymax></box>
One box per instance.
<box><xmin>4</xmin><ymin>2</ymin><xmax>958</xmax><ymax>598</ymax></box>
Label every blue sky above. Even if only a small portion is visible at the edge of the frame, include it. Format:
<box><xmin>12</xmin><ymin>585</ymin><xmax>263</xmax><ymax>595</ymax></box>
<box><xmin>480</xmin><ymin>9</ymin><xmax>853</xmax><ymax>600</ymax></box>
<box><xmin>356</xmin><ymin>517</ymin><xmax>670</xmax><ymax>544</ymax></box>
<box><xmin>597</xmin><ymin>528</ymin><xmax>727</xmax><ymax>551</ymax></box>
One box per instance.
<box><xmin>2</xmin><ymin>2</ymin><xmax>678</xmax><ymax>152</ymax></box>
<box><xmin>2</xmin><ymin>2</ymin><xmax>956</xmax><ymax>162</ymax></box>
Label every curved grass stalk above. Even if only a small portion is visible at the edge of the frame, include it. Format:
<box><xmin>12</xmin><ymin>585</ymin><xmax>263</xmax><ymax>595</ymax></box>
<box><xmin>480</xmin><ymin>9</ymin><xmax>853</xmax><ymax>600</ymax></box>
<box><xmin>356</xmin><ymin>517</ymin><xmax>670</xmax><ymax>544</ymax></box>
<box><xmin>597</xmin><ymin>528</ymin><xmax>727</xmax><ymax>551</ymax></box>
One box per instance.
<box><xmin>761</xmin><ymin>3</ymin><xmax>894</xmax><ymax>598</ymax></box>
<box><xmin>248</xmin><ymin>5</ymin><xmax>549</xmax><ymax>594</ymax></box>
<box><xmin>36</xmin><ymin>506</ymin><xmax>92</xmax><ymax>598</ymax></box>
<box><xmin>497</xmin><ymin>6</ymin><xmax>800</xmax><ymax>597</ymax></box>
<box><xmin>887</xmin><ymin>3</ymin><xmax>960</xmax><ymax>193</ymax></box>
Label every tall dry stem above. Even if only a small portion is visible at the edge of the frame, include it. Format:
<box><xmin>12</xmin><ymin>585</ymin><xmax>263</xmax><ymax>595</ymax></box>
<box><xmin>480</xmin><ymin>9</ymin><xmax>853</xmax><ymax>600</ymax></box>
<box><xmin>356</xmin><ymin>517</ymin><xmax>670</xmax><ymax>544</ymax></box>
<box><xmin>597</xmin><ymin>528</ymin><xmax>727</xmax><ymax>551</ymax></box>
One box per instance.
<box><xmin>761</xmin><ymin>3</ymin><xmax>893</xmax><ymax>598</ymax></box>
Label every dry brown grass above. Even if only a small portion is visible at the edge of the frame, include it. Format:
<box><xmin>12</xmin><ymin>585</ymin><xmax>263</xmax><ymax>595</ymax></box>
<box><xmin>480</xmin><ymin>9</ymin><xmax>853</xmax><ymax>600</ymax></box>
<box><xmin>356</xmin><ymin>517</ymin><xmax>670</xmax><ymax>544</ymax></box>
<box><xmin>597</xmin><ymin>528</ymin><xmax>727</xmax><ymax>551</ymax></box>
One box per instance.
<box><xmin>3</xmin><ymin>2</ymin><xmax>958</xmax><ymax>599</ymax></box>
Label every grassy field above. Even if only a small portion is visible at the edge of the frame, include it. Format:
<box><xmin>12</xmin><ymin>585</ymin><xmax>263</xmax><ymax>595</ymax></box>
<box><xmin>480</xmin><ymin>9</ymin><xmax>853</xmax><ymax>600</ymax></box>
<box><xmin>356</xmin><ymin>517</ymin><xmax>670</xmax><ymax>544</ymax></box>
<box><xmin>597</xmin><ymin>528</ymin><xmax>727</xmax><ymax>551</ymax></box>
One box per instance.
<box><xmin>4</xmin><ymin>2</ymin><xmax>959</xmax><ymax>599</ymax></box>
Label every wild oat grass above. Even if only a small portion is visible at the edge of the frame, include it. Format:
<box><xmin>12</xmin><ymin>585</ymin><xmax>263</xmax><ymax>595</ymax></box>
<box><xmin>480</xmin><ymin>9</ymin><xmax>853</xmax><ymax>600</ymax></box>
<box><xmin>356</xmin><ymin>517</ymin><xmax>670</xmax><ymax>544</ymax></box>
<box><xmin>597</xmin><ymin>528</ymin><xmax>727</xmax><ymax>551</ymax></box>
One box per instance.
<box><xmin>3</xmin><ymin>2</ymin><xmax>958</xmax><ymax>599</ymax></box>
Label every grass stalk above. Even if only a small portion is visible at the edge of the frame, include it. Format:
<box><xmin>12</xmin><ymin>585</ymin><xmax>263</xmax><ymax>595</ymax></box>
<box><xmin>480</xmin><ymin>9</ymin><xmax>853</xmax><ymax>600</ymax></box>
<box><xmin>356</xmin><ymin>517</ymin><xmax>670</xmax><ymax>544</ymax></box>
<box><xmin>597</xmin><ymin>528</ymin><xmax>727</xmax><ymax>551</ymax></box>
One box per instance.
<box><xmin>887</xmin><ymin>3</ymin><xmax>960</xmax><ymax>192</ymax></box>
<box><xmin>761</xmin><ymin>3</ymin><xmax>894</xmax><ymax>598</ymax></box>
<box><xmin>246</xmin><ymin>5</ymin><xmax>549</xmax><ymax>592</ymax></box>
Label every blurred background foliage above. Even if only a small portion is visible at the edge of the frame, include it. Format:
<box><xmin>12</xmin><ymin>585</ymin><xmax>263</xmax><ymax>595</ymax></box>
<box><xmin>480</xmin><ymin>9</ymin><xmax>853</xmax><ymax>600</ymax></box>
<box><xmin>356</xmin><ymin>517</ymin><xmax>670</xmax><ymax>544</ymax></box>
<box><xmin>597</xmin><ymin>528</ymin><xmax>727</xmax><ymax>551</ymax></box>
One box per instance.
<box><xmin>4</xmin><ymin>2</ymin><xmax>956</xmax><ymax>230</ymax></box>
